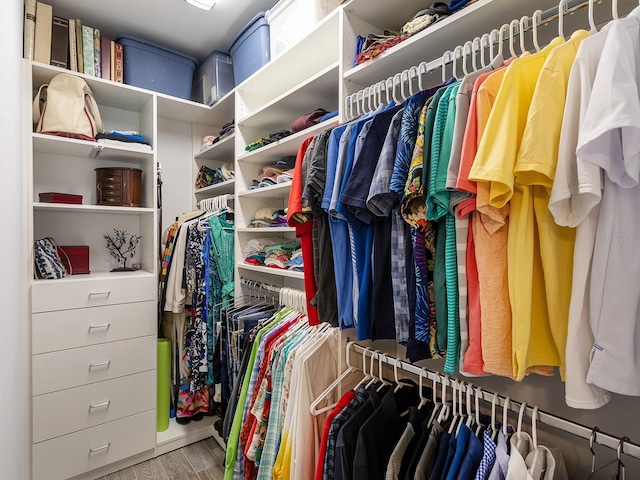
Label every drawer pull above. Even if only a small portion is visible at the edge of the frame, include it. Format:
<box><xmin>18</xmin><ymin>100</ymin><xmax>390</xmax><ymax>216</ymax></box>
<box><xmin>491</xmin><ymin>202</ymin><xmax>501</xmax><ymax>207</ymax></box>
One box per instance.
<box><xmin>88</xmin><ymin>323</ymin><xmax>111</xmax><ymax>330</ymax></box>
<box><xmin>89</xmin><ymin>360</ymin><xmax>111</xmax><ymax>369</ymax></box>
<box><xmin>89</xmin><ymin>400</ymin><xmax>111</xmax><ymax>410</ymax></box>
<box><xmin>88</xmin><ymin>291</ymin><xmax>111</xmax><ymax>298</ymax></box>
<box><xmin>89</xmin><ymin>443</ymin><xmax>111</xmax><ymax>454</ymax></box>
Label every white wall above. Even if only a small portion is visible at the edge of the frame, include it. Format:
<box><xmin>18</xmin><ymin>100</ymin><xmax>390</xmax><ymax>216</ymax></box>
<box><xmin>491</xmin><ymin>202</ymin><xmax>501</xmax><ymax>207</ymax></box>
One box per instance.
<box><xmin>1</xmin><ymin>0</ymin><xmax>28</xmax><ymax>478</ymax></box>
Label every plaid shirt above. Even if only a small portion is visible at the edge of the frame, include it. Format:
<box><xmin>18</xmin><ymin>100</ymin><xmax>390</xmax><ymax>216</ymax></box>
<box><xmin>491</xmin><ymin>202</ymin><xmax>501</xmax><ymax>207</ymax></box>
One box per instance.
<box><xmin>322</xmin><ymin>384</ymin><xmax>368</xmax><ymax>480</ymax></box>
<box><xmin>474</xmin><ymin>427</ymin><xmax>497</xmax><ymax>480</ymax></box>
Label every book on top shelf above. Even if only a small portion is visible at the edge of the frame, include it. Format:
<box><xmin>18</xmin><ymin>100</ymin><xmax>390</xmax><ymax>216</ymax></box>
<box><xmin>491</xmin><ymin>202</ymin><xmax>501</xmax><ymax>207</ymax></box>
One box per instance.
<box><xmin>33</xmin><ymin>1</ymin><xmax>52</xmax><ymax>64</ymax></box>
<box><xmin>23</xmin><ymin>0</ymin><xmax>37</xmax><ymax>60</ymax></box>
<box><xmin>110</xmin><ymin>40</ymin><xmax>116</xmax><ymax>81</ymax></box>
<box><xmin>93</xmin><ymin>28</ymin><xmax>101</xmax><ymax>77</ymax></box>
<box><xmin>101</xmin><ymin>35</ymin><xmax>111</xmax><ymax>80</ymax></box>
<box><xmin>68</xmin><ymin>18</ymin><xmax>78</xmax><ymax>71</ymax></box>
<box><xmin>75</xmin><ymin>18</ymin><xmax>83</xmax><ymax>73</ymax></box>
<box><xmin>114</xmin><ymin>42</ymin><xmax>123</xmax><ymax>83</ymax></box>
<box><xmin>81</xmin><ymin>24</ymin><xmax>94</xmax><ymax>76</ymax></box>
<box><xmin>50</xmin><ymin>15</ymin><xmax>69</xmax><ymax>69</ymax></box>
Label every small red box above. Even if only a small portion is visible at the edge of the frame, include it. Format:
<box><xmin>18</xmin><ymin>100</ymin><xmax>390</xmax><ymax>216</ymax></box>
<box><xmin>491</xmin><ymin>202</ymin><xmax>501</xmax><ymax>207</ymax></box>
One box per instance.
<box><xmin>57</xmin><ymin>246</ymin><xmax>90</xmax><ymax>275</ymax></box>
<box><xmin>39</xmin><ymin>192</ymin><xmax>83</xmax><ymax>204</ymax></box>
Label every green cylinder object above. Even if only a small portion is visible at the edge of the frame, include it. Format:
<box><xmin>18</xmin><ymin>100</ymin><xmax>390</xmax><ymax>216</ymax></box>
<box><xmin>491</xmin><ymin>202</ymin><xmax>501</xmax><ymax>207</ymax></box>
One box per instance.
<box><xmin>157</xmin><ymin>338</ymin><xmax>171</xmax><ymax>432</ymax></box>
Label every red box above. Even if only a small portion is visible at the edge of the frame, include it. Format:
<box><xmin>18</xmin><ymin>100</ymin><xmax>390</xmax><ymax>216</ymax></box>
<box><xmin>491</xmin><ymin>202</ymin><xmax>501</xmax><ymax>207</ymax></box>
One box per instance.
<box><xmin>57</xmin><ymin>246</ymin><xmax>90</xmax><ymax>275</ymax></box>
<box><xmin>39</xmin><ymin>192</ymin><xmax>83</xmax><ymax>204</ymax></box>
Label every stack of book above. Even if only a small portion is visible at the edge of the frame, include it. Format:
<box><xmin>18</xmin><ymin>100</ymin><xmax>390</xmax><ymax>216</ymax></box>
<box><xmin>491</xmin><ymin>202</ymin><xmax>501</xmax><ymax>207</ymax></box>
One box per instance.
<box><xmin>23</xmin><ymin>0</ymin><xmax>123</xmax><ymax>83</ymax></box>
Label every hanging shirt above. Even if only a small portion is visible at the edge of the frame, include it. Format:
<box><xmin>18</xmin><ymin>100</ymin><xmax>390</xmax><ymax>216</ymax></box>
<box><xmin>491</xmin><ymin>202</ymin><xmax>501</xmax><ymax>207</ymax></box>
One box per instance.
<box><xmin>578</xmin><ymin>13</ymin><xmax>640</xmax><ymax>396</ymax></box>
<box><xmin>515</xmin><ymin>30</ymin><xmax>590</xmax><ymax>382</ymax></box>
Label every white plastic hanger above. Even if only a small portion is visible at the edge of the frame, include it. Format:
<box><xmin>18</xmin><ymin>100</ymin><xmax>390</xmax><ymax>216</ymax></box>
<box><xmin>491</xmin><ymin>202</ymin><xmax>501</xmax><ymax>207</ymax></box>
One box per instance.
<box><xmin>376</xmin><ymin>352</ymin><xmax>393</xmax><ymax>392</ymax></box>
<box><xmin>436</xmin><ymin>374</ymin><xmax>451</xmax><ymax>424</ymax></box>
<box><xmin>532</xmin><ymin>10</ymin><xmax>543</xmax><ymax>52</ymax></box>
<box><xmin>448</xmin><ymin>379</ymin><xmax>461</xmax><ymax>435</ymax></box>
<box><xmin>474</xmin><ymin>387</ymin><xmax>485</xmax><ymax>436</ymax></box>
<box><xmin>353</xmin><ymin>347</ymin><xmax>373</xmax><ymax>390</ymax></box>
<box><xmin>498</xmin><ymin>23</ymin><xmax>509</xmax><ymax>59</ymax></box>
<box><xmin>392</xmin><ymin>72</ymin><xmax>402</xmax><ymax>104</ymax></box>
<box><xmin>516</xmin><ymin>400</ymin><xmax>527</xmax><ymax>436</ymax></box>
<box><xmin>558</xmin><ymin>0</ymin><xmax>567</xmax><ymax>40</ymax></box>
<box><xmin>407</xmin><ymin>67</ymin><xmax>416</xmax><ymax>97</ymax></box>
<box><xmin>588</xmin><ymin>0</ymin><xmax>598</xmax><ymax>33</ymax></box>
<box><xmin>472</xmin><ymin>37</ymin><xmax>481</xmax><ymax>70</ymax></box>
<box><xmin>417</xmin><ymin>62</ymin><xmax>427</xmax><ymax>92</ymax></box>
<box><xmin>426</xmin><ymin>371</ymin><xmax>441</xmax><ymax>428</ymax></box>
<box><xmin>480</xmin><ymin>33</ymin><xmax>490</xmax><ymax>68</ymax></box>
<box><xmin>489</xmin><ymin>28</ymin><xmax>499</xmax><ymax>62</ymax></box>
<box><xmin>462</xmin><ymin>41</ymin><xmax>473</xmax><ymax>75</ymax></box>
<box><xmin>613</xmin><ymin>0</ymin><xmax>619</xmax><ymax>20</ymax></box>
<box><xmin>519</xmin><ymin>16</ymin><xmax>529</xmax><ymax>54</ymax></box>
<box><xmin>441</xmin><ymin>50</ymin><xmax>453</xmax><ymax>83</ymax></box>
<box><xmin>385</xmin><ymin>77</ymin><xmax>394</xmax><ymax>105</ymax></box>
<box><xmin>465</xmin><ymin>382</ymin><xmax>475</xmax><ymax>429</ymax></box>
<box><xmin>417</xmin><ymin>368</ymin><xmax>429</xmax><ymax>410</ymax></box>
<box><xmin>503</xmin><ymin>396</ymin><xmax>513</xmax><ymax>437</ymax></box>
<box><xmin>490</xmin><ymin>392</ymin><xmax>500</xmax><ymax>442</ymax></box>
<box><xmin>453</xmin><ymin>45</ymin><xmax>463</xmax><ymax>79</ymax></box>
<box><xmin>400</xmin><ymin>69</ymin><xmax>410</xmax><ymax>100</ymax></box>
<box><xmin>509</xmin><ymin>19</ymin><xmax>519</xmax><ymax>58</ymax></box>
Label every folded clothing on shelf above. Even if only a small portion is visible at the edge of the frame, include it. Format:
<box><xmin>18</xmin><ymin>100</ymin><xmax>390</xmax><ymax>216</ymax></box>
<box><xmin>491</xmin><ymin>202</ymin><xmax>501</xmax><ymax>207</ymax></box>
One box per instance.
<box><xmin>219</xmin><ymin>120</ymin><xmax>235</xmax><ymax>139</ymax></box>
<box><xmin>245</xmin><ymin>129</ymin><xmax>293</xmax><ymax>151</ymax></box>
<box><xmin>248</xmin><ymin>207</ymin><xmax>288</xmax><ymax>228</ymax></box>
<box><xmin>291</xmin><ymin>108</ymin><xmax>329</xmax><ymax>133</ymax></box>
<box><xmin>96</xmin><ymin>131</ymin><xmax>151</xmax><ymax>147</ymax></box>
<box><xmin>195</xmin><ymin>163</ymin><xmax>234</xmax><ymax>189</ymax></box>
<box><xmin>243</xmin><ymin>238</ymin><xmax>301</xmax><ymax>269</ymax></box>
<box><xmin>249</xmin><ymin>156</ymin><xmax>296</xmax><ymax>189</ymax></box>
<box><xmin>287</xmin><ymin>248</ymin><xmax>303</xmax><ymax>271</ymax></box>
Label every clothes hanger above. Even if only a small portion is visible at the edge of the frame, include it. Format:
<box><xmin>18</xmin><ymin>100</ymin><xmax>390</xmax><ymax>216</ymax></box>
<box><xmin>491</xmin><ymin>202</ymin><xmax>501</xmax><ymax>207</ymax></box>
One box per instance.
<box><xmin>435</xmin><ymin>374</ymin><xmax>451</xmax><ymax>425</ymax></box>
<box><xmin>417</xmin><ymin>62</ymin><xmax>427</xmax><ymax>92</ymax></box>
<box><xmin>498</xmin><ymin>23</ymin><xmax>509</xmax><ymax>60</ymax></box>
<box><xmin>407</xmin><ymin>68</ymin><xmax>416</xmax><ymax>97</ymax></box>
<box><xmin>385</xmin><ymin>77</ymin><xmax>394</xmax><ymax>106</ymax></box>
<box><xmin>590</xmin><ymin>427</ymin><xmax>600</xmax><ymax>474</ymax></box>
<box><xmin>392</xmin><ymin>357</ymin><xmax>414</xmax><ymax>392</ymax></box>
<box><xmin>462</xmin><ymin>40</ymin><xmax>472</xmax><ymax>75</ymax></box>
<box><xmin>558</xmin><ymin>0</ymin><xmax>567</xmax><ymax>40</ymax></box>
<box><xmin>448</xmin><ymin>379</ymin><xmax>460</xmax><ymax>435</ymax></box>
<box><xmin>474</xmin><ymin>387</ymin><xmax>485</xmax><ymax>437</ymax></box>
<box><xmin>353</xmin><ymin>347</ymin><xmax>373</xmax><ymax>390</ymax></box>
<box><xmin>617</xmin><ymin>437</ymin><xmax>628</xmax><ymax>480</ymax></box>
<box><xmin>400</xmin><ymin>69</ymin><xmax>410</xmax><ymax>100</ymax></box>
<box><xmin>392</xmin><ymin>73</ymin><xmax>402</xmax><ymax>104</ymax></box>
<box><xmin>464</xmin><ymin>382</ymin><xmax>475</xmax><ymax>429</ymax></box>
<box><xmin>365</xmin><ymin>350</ymin><xmax>382</xmax><ymax>390</ymax></box>
<box><xmin>519</xmin><ymin>15</ymin><xmax>529</xmax><ymax>54</ymax></box>
<box><xmin>588</xmin><ymin>0</ymin><xmax>598</xmax><ymax>34</ymax></box>
<box><xmin>309</xmin><ymin>341</ymin><xmax>363</xmax><ymax>416</ymax></box>
<box><xmin>509</xmin><ymin>19</ymin><xmax>519</xmax><ymax>58</ymax></box>
<box><xmin>472</xmin><ymin>37</ymin><xmax>481</xmax><ymax>71</ymax></box>
<box><xmin>532</xmin><ymin>10</ymin><xmax>543</xmax><ymax>52</ymax></box>
<box><xmin>441</xmin><ymin>50</ymin><xmax>453</xmax><ymax>83</ymax></box>
<box><xmin>452</xmin><ymin>45</ymin><xmax>463</xmax><ymax>79</ymax></box>
<box><xmin>588</xmin><ymin>434</ymin><xmax>629</xmax><ymax>479</ymax></box>
<box><xmin>417</xmin><ymin>368</ymin><xmax>428</xmax><ymax>410</ymax></box>
<box><xmin>480</xmin><ymin>34</ymin><xmax>489</xmax><ymax>68</ymax></box>
<box><xmin>489</xmin><ymin>28</ymin><xmax>499</xmax><ymax>62</ymax></box>
<box><xmin>612</xmin><ymin>0</ymin><xmax>619</xmax><ymax>20</ymax></box>
<box><xmin>426</xmin><ymin>371</ymin><xmax>441</xmax><ymax>428</ymax></box>
<box><xmin>490</xmin><ymin>392</ymin><xmax>500</xmax><ymax>442</ymax></box>
<box><xmin>376</xmin><ymin>352</ymin><xmax>393</xmax><ymax>392</ymax></box>
<box><xmin>502</xmin><ymin>396</ymin><xmax>513</xmax><ymax>439</ymax></box>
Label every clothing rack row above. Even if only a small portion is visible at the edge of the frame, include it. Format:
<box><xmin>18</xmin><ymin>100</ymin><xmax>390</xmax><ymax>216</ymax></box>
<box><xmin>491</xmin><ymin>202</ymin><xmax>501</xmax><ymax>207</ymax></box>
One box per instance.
<box><xmin>345</xmin><ymin>0</ymin><xmax>622</xmax><ymax>120</ymax></box>
<box><xmin>347</xmin><ymin>342</ymin><xmax>640</xmax><ymax>460</ymax></box>
<box><xmin>239</xmin><ymin>277</ymin><xmax>308</xmax><ymax>313</ymax></box>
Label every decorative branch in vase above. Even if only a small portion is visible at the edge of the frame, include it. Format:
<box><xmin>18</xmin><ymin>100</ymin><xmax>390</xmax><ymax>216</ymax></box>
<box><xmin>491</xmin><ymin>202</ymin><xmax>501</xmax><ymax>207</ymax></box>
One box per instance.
<box><xmin>104</xmin><ymin>229</ymin><xmax>142</xmax><ymax>272</ymax></box>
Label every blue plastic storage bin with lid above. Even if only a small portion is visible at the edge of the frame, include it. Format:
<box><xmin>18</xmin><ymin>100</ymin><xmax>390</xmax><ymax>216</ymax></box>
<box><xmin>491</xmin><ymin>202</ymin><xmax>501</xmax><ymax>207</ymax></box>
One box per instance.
<box><xmin>115</xmin><ymin>34</ymin><xmax>197</xmax><ymax>99</ymax></box>
<box><xmin>229</xmin><ymin>12</ymin><xmax>270</xmax><ymax>86</ymax></box>
<box><xmin>192</xmin><ymin>50</ymin><xmax>235</xmax><ymax>105</ymax></box>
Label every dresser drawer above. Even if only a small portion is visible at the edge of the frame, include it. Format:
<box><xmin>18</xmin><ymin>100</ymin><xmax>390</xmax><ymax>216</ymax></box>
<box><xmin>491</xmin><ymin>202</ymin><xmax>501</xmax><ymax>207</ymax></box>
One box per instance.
<box><xmin>32</xmin><ymin>335</ymin><xmax>156</xmax><ymax>396</ymax></box>
<box><xmin>32</xmin><ymin>273</ymin><xmax>156</xmax><ymax>313</ymax></box>
<box><xmin>32</xmin><ymin>301</ymin><xmax>156</xmax><ymax>354</ymax></box>
<box><xmin>32</xmin><ymin>409</ymin><xmax>155</xmax><ymax>480</ymax></box>
<box><xmin>33</xmin><ymin>370</ymin><xmax>156</xmax><ymax>443</ymax></box>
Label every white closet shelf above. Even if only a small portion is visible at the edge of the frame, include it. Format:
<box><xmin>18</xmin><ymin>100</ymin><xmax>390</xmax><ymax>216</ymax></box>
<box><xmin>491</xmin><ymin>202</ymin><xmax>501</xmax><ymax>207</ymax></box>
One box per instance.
<box><xmin>236</xmin><ymin>119</ymin><xmax>338</xmax><ymax>165</ymax></box>
<box><xmin>237</xmin><ymin>62</ymin><xmax>340</xmax><ymax>131</ymax></box>
<box><xmin>31</xmin><ymin>269</ymin><xmax>155</xmax><ymax>285</ymax></box>
<box><xmin>31</xmin><ymin>61</ymin><xmax>153</xmax><ymax>112</ymax></box>
<box><xmin>236</xmin><ymin>183</ymin><xmax>292</xmax><ymax>199</ymax></box>
<box><xmin>157</xmin><ymin>88</ymin><xmax>235</xmax><ymax>126</ymax></box>
<box><xmin>194</xmin><ymin>179</ymin><xmax>235</xmax><ymax>196</ymax></box>
<box><xmin>235</xmin><ymin>10</ymin><xmax>341</xmax><ymax>105</ymax></box>
<box><xmin>238</xmin><ymin>264</ymin><xmax>304</xmax><ymax>280</ymax></box>
<box><xmin>343</xmin><ymin>0</ymin><xmax>559</xmax><ymax>86</ymax></box>
<box><xmin>33</xmin><ymin>202</ymin><xmax>155</xmax><ymax>214</ymax></box>
<box><xmin>32</xmin><ymin>133</ymin><xmax>154</xmax><ymax>162</ymax></box>
<box><xmin>194</xmin><ymin>134</ymin><xmax>235</xmax><ymax>161</ymax></box>
<box><xmin>236</xmin><ymin>227</ymin><xmax>295</xmax><ymax>233</ymax></box>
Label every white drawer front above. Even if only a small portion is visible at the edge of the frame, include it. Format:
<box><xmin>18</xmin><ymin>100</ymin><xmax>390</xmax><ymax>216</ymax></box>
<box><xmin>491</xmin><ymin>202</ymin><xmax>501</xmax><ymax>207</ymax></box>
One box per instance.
<box><xmin>31</xmin><ymin>273</ymin><xmax>156</xmax><ymax>313</ymax></box>
<box><xmin>32</xmin><ymin>301</ymin><xmax>156</xmax><ymax>354</ymax></box>
<box><xmin>33</xmin><ymin>370</ymin><xmax>156</xmax><ymax>443</ymax></box>
<box><xmin>32</xmin><ymin>335</ymin><xmax>156</xmax><ymax>396</ymax></box>
<box><xmin>32</xmin><ymin>410</ymin><xmax>156</xmax><ymax>480</ymax></box>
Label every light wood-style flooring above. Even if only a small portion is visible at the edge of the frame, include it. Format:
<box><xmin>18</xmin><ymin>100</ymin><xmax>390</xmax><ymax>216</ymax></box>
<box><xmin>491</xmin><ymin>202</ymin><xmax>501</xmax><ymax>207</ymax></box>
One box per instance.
<box><xmin>97</xmin><ymin>438</ymin><xmax>225</xmax><ymax>480</ymax></box>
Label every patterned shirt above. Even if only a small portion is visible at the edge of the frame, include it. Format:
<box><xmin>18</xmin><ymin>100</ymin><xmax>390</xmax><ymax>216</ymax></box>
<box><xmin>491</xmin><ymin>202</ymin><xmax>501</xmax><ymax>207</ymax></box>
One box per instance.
<box><xmin>474</xmin><ymin>427</ymin><xmax>497</xmax><ymax>480</ymax></box>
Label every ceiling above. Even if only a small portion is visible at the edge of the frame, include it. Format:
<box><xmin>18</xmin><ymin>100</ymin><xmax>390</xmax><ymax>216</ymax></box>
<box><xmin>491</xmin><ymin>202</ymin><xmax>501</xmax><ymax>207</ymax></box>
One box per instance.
<box><xmin>47</xmin><ymin>0</ymin><xmax>278</xmax><ymax>63</ymax></box>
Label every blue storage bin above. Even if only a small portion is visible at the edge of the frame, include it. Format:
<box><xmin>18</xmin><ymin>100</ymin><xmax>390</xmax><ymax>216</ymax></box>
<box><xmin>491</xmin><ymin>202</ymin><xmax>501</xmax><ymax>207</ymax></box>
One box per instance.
<box><xmin>192</xmin><ymin>50</ymin><xmax>235</xmax><ymax>105</ymax></box>
<box><xmin>229</xmin><ymin>12</ymin><xmax>270</xmax><ymax>85</ymax></box>
<box><xmin>115</xmin><ymin>34</ymin><xmax>197</xmax><ymax>99</ymax></box>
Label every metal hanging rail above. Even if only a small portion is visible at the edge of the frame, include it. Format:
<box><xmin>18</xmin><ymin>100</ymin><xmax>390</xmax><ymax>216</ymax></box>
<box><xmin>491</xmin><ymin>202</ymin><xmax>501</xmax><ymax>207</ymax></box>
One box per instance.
<box><xmin>348</xmin><ymin>342</ymin><xmax>640</xmax><ymax>460</ymax></box>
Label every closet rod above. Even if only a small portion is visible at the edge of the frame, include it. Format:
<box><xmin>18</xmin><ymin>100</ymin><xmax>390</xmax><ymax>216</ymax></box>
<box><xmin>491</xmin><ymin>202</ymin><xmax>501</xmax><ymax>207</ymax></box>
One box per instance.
<box><xmin>346</xmin><ymin>0</ymin><xmax>609</xmax><ymax>115</ymax></box>
<box><xmin>348</xmin><ymin>342</ymin><xmax>640</xmax><ymax>460</ymax></box>
<box><xmin>239</xmin><ymin>278</ymin><xmax>282</xmax><ymax>294</ymax></box>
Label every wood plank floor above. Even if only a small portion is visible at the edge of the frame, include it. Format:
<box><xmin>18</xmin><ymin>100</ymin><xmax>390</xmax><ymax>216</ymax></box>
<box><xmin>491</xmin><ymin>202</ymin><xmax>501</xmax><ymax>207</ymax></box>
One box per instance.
<box><xmin>96</xmin><ymin>438</ymin><xmax>225</xmax><ymax>480</ymax></box>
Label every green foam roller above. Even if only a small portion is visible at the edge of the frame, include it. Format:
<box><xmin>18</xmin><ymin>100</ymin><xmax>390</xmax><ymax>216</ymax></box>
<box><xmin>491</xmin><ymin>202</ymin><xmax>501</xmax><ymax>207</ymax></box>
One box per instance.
<box><xmin>157</xmin><ymin>338</ymin><xmax>171</xmax><ymax>432</ymax></box>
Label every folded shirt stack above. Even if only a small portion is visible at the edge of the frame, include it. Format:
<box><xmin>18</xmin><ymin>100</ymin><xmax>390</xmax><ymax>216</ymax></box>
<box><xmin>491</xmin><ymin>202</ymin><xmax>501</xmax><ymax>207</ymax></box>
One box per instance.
<box><xmin>243</xmin><ymin>238</ymin><xmax>301</xmax><ymax>269</ymax></box>
<box><xmin>248</xmin><ymin>208</ymin><xmax>288</xmax><ymax>228</ymax></box>
<box><xmin>96</xmin><ymin>130</ymin><xmax>152</xmax><ymax>151</ymax></box>
<box><xmin>287</xmin><ymin>249</ymin><xmax>303</xmax><ymax>271</ymax></box>
<box><xmin>219</xmin><ymin>120</ymin><xmax>234</xmax><ymax>140</ymax></box>
<box><xmin>245</xmin><ymin>129</ymin><xmax>293</xmax><ymax>152</ymax></box>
